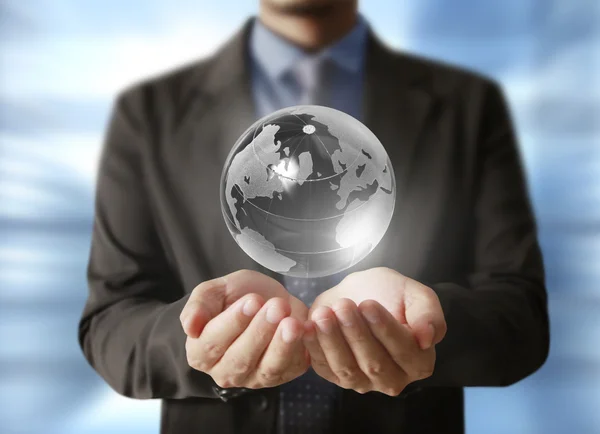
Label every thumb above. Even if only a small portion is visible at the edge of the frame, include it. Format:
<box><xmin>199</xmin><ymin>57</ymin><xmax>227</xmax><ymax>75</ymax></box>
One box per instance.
<box><xmin>180</xmin><ymin>277</ymin><xmax>226</xmax><ymax>338</ymax></box>
<box><xmin>403</xmin><ymin>278</ymin><xmax>447</xmax><ymax>350</ymax></box>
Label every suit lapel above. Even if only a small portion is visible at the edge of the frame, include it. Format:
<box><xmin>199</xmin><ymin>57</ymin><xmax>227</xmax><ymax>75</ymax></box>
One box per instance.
<box><xmin>188</xmin><ymin>20</ymin><xmax>258</xmax><ymax>167</ymax></box>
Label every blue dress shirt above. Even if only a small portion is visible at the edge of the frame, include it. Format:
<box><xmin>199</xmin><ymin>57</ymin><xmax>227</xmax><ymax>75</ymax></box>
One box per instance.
<box><xmin>249</xmin><ymin>16</ymin><xmax>368</xmax><ymax>120</ymax></box>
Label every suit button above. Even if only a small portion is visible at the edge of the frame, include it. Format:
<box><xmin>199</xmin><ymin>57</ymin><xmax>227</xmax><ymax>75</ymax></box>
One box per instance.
<box><xmin>254</xmin><ymin>394</ymin><xmax>269</xmax><ymax>412</ymax></box>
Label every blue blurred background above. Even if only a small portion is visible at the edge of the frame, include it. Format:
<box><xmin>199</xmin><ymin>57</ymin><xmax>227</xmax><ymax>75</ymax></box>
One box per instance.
<box><xmin>1</xmin><ymin>1</ymin><xmax>598</xmax><ymax>433</ymax></box>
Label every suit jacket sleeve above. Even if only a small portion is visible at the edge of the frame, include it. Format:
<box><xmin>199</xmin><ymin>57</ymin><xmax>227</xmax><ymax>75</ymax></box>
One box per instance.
<box><xmin>425</xmin><ymin>81</ymin><xmax>550</xmax><ymax>387</ymax></box>
<box><xmin>78</xmin><ymin>88</ymin><xmax>221</xmax><ymax>399</ymax></box>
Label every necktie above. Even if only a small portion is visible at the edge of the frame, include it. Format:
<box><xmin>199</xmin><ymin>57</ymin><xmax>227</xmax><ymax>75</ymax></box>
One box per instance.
<box><xmin>277</xmin><ymin>276</ymin><xmax>343</xmax><ymax>434</ymax></box>
<box><xmin>287</xmin><ymin>55</ymin><xmax>332</xmax><ymax>107</ymax></box>
<box><xmin>276</xmin><ymin>56</ymin><xmax>342</xmax><ymax>434</ymax></box>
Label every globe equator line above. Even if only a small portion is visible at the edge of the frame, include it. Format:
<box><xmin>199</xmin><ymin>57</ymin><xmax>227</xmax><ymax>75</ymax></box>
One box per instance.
<box><xmin>231</xmin><ymin>182</ymin><xmax>374</xmax><ymax>221</ymax></box>
<box><xmin>222</xmin><ymin>209</ymin><xmax>378</xmax><ymax>255</ymax></box>
<box><xmin>231</xmin><ymin>182</ymin><xmax>373</xmax><ymax>221</ymax></box>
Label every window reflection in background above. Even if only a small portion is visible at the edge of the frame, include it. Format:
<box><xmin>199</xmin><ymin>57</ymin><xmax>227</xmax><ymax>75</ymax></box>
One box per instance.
<box><xmin>0</xmin><ymin>1</ymin><xmax>598</xmax><ymax>433</ymax></box>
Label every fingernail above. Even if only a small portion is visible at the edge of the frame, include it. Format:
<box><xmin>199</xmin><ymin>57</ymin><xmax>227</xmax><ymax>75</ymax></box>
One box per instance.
<box><xmin>311</xmin><ymin>307</ymin><xmax>334</xmax><ymax>334</ymax></box>
<box><xmin>334</xmin><ymin>308</ymin><xmax>355</xmax><ymax>327</ymax></box>
<box><xmin>315</xmin><ymin>319</ymin><xmax>333</xmax><ymax>334</ymax></box>
<box><xmin>182</xmin><ymin>315</ymin><xmax>193</xmax><ymax>332</ymax></box>
<box><xmin>421</xmin><ymin>324</ymin><xmax>435</xmax><ymax>350</ymax></box>
<box><xmin>360</xmin><ymin>305</ymin><xmax>380</xmax><ymax>324</ymax></box>
<box><xmin>266</xmin><ymin>304</ymin><xmax>285</xmax><ymax>324</ymax></box>
<box><xmin>242</xmin><ymin>298</ymin><xmax>261</xmax><ymax>316</ymax></box>
<box><xmin>282</xmin><ymin>326</ymin><xmax>298</xmax><ymax>343</ymax></box>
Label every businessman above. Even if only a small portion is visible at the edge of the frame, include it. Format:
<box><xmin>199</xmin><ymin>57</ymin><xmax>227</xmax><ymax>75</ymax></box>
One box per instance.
<box><xmin>79</xmin><ymin>1</ymin><xmax>550</xmax><ymax>433</ymax></box>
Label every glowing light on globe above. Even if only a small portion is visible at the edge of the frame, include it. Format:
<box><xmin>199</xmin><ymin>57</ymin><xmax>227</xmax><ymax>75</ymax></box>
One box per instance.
<box><xmin>220</xmin><ymin>105</ymin><xmax>396</xmax><ymax>278</ymax></box>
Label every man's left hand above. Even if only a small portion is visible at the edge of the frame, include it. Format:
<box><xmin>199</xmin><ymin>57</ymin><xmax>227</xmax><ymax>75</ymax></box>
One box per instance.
<box><xmin>304</xmin><ymin>267</ymin><xmax>446</xmax><ymax>396</ymax></box>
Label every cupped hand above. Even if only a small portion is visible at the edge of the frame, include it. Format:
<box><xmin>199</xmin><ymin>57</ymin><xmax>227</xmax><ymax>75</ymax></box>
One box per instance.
<box><xmin>180</xmin><ymin>269</ymin><xmax>310</xmax><ymax>389</ymax></box>
<box><xmin>304</xmin><ymin>267</ymin><xmax>447</xmax><ymax>396</ymax></box>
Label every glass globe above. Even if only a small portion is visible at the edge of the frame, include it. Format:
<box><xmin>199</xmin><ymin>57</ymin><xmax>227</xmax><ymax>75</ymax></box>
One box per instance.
<box><xmin>220</xmin><ymin>105</ymin><xmax>396</xmax><ymax>278</ymax></box>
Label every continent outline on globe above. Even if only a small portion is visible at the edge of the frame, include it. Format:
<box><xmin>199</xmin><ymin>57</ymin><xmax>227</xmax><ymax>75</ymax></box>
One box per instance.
<box><xmin>220</xmin><ymin>105</ymin><xmax>396</xmax><ymax>278</ymax></box>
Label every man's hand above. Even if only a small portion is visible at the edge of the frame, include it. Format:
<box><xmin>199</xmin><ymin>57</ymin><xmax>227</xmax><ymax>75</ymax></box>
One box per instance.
<box><xmin>179</xmin><ymin>270</ymin><xmax>310</xmax><ymax>389</ymax></box>
<box><xmin>304</xmin><ymin>267</ymin><xmax>446</xmax><ymax>396</ymax></box>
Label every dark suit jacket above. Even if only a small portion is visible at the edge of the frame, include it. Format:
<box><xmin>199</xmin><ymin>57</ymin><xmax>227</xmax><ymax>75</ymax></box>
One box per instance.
<box><xmin>79</xmin><ymin>20</ymin><xmax>550</xmax><ymax>434</ymax></box>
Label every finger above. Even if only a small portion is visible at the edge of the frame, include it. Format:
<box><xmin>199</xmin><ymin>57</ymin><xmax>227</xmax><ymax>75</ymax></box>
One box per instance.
<box><xmin>311</xmin><ymin>305</ymin><xmax>370</xmax><ymax>390</ymax></box>
<box><xmin>332</xmin><ymin>298</ymin><xmax>406</xmax><ymax>394</ymax></box>
<box><xmin>211</xmin><ymin>297</ymin><xmax>290</xmax><ymax>386</ymax></box>
<box><xmin>359</xmin><ymin>300</ymin><xmax>435</xmax><ymax>380</ymax></box>
<box><xmin>180</xmin><ymin>277</ymin><xmax>227</xmax><ymax>338</ymax></box>
<box><xmin>186</xmin><ymin>293</ymin><xmax>264</xmax><ymax>371</ymax></box>
<box><xmin>249</xmin><ymin>316</ymin><xmax>307</xmax><ymax>388</ymax></box>
<box><xmin>302</xmin><ymin>320</ymin><xmax>337</xmax><ymax>383</ymax></box>
<box><xmin>403</xmin><ymin>279</ymin><xmax>447</xmax><ymax>349</ymax></box>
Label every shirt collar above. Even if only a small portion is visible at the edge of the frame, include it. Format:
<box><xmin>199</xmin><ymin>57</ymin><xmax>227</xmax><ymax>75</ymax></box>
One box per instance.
<box><xmin>249</xmin><ymin>15</ymin><xmax>368</xmax><ymax>80</ymax></box>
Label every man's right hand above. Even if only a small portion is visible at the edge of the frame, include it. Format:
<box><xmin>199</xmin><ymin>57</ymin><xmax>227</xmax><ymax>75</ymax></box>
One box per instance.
<box><xmin>179</xmin><ymin>270</ymin><xmax>310</xmax><ymax>389</ymax></box>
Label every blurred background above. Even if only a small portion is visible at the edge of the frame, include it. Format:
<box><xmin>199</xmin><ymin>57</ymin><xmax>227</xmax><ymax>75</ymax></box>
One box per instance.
<box><xmin>1</xmin><ymin>0</ymin><xmax>598</xmax><ymax>433</ymax></box>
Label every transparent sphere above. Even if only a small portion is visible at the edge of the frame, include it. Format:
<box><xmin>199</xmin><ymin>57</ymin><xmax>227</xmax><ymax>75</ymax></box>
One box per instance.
<box><xmin>220</xmin><ymin>105</ymin><xmax>396</xmax><ymax>278</ymax></box>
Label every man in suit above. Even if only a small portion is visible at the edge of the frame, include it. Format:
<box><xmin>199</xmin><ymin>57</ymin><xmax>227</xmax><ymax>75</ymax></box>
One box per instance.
<box><xmin>78</xmin><ymin>1</ymin><xmax>550</xmax><ymax>433</ymax></box>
